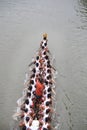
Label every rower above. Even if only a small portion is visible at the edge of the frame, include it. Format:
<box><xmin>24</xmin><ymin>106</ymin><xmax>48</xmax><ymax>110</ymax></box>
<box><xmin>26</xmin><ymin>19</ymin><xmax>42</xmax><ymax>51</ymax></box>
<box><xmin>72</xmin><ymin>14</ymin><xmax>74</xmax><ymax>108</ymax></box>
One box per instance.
<box><xmin>30</xmin><ymin>119</ymin><xmax>39</xmax><ymax>130</ymax></box>
<box><xmin>40</xmin><ymin>33</ymin><xmax>48</xmax><ymax>50</ymax></box>
<box><xmin>35</xmin><ymin>78</ymin><xmax>44</xmax><ymax>99</ymax></box>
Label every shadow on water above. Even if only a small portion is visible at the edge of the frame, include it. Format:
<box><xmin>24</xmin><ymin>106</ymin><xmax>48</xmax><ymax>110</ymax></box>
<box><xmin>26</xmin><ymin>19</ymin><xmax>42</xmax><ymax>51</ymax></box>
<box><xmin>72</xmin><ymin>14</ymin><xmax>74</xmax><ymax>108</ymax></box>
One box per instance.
<box><xmin>74</xmin><ymin>0</ymin><xmax>87</xmax><ymax>30</ymax></box>
<box><xmin>80</xmin><ymin>0</ymin><xmax>87</xmax><ymax>8</ymax></box>
<box><xmin>78</xmin><ymin>0</ymin><xmax>87</xmax><ymax>19</ymax></box>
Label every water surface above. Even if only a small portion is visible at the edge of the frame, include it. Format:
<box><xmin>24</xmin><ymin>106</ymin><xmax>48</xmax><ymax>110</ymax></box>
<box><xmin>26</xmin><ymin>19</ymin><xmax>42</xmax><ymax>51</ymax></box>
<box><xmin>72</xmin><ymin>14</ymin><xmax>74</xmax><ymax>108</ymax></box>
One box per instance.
<box><xmin>0</xmin><ymin>0</ymin><xmax>87</xmax><ymax>130</ymax></box>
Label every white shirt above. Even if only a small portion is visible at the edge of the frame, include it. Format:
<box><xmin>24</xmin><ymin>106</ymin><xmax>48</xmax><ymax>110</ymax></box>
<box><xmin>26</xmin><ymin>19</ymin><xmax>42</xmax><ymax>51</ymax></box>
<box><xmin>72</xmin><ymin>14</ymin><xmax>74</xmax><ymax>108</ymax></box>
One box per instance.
<box><xmin>32</xmin><ymin>84</ymin><xmax>36</xmax><ymax>92</ymax></box>
<box><xmin>44</xmin><ymin>85</ymin><xmax>50</xmax><ymax>91</ymax></box>
<box><xmin>43</xmin><ymin>114</ymin><xmax>49</xmax><ymax>121</ymax></box>
<box><xmin>42</xmin><ymin>122</ymin><xmax>49</xmax><ymax>129</ymax></box>
<box><xmin>44</xmin><ymin>97</ymin><xmax>51</xmax><ymax>103</ymax></box>
<box><xmin>43</xmin><ymin>106</ymin><xmax>50</xmax><ymax>114</ymax></box>
<box><xmin>25</xmin><ymin>104</ymin><xmax>31</xmax><ymax>111</ymax></box>
<box><xmin>42</xmin><ymin>40</ymin><xmax>47</xmax><ymax>47</ymax></box>
<box><xmin>30</xmin><ymin>120</ymin><xmax>39</xmax><ymax>130</ymax></box>
<box><xmin>24</xmin><ymin>117</ymin><xmax>32</xmax><ymax>129</ymax></box>
<box><xmin>35</xmin><ymin>66</ymin><xmax>40</xmax><ymax>75</ymax></box>
<box><xmin>28</xmin><ymin>98</ymin><xmax>33</xmax><ymax>106</ymax></box>
<box><xmin>25</xmin><ymin>121</ymin><xmax>30</xmax><ymax>129</ymax></box>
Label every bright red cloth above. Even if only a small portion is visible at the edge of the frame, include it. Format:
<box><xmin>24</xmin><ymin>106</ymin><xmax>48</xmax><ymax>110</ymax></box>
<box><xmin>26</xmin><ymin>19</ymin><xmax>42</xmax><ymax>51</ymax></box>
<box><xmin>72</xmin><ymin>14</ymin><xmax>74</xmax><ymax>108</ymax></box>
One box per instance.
<box><xmin>35</xmin><ymin>80</ymin><xmax>44</xmax><ymax>96</ymax></box>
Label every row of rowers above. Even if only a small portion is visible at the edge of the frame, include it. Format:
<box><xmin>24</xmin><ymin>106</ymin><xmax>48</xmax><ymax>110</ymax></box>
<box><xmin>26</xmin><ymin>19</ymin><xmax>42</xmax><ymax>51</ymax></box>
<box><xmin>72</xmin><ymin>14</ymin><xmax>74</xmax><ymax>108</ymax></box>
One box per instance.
<box><xmin>29</xmin><ymin>37</ymin><xmax>54</xmax><ymax>74</ymax></box>
<box><xmin>19</xmin><ymin>77</ymin><xmax>53</xmax><ymax>130</ymax></box>
<box><xmin>29</xmin><ymin>48</ymin><xmax>56</xmax><ymax>84</ymax></box>
<box><xmin>27</xmin><ymin>50</ymin><xmax>55</xmax><ymax>99</ymax></box>
<box><xmin>20</xmin><ymin>79</ymin><xmax>53</xmax><ymax>129</ymax></box>
<box><xmin>20</xmin><ymin>80</ymin><xmax>53</xmax><ymax>129</ymax></box>
<box><xmin>19</xmin><ymin>61</ymin><xmax>55</xmax><ymax>129</ymax></box>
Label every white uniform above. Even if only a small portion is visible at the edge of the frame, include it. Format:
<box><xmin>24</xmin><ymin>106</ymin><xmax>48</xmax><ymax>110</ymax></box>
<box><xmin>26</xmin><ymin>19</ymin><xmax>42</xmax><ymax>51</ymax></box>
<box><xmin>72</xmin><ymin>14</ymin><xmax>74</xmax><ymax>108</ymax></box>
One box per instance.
<box><xmin>25</xmin><ymin>104</ymin><xmax>31</xmax><ymax>110</ymax></box>
<box><xmin>42</xmin><ymin>40</ymin><xmax>47</xmax><ymax>48</ymax></box>
<box><xmin>28</xmin><ymin>98</ymin><xmax>33</xmax><ymax>106</ymax></box>
<box><xmin>30</xmin><ymin>120</ymin><xmax>39</xmax><ymax>130</ymax></box>
<box><xmin>43</xmin><ymin>106</ymin><xmax>50</xmax><ymax>114</ymax></box>
<box><xmin>43</xmin><ymin>113</ymin><xmax>49</xmax><ymax>122</ymax></box>
<box><xmin>42</xmin><ymin>122</ymin><xmax>49</xmax><ymax>129</ymax></box>
<box><xmin>25</xmin><ymin>121</ymin><xmax>30</xmax><ymax>129</ymax></box>
<box><xmin>31</xmin><ymin>84</ymin><xmax>36</xmax><ymax>92</ymax></box>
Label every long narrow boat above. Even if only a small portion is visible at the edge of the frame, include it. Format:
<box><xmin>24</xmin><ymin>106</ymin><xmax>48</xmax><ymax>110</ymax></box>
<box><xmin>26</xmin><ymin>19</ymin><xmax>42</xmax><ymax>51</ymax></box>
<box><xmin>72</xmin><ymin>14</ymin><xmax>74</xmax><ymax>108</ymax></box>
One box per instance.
<box><xmin>13</xmin><ymin>34</ymin><xmax>58</xmax><ymax>130</ymax></box>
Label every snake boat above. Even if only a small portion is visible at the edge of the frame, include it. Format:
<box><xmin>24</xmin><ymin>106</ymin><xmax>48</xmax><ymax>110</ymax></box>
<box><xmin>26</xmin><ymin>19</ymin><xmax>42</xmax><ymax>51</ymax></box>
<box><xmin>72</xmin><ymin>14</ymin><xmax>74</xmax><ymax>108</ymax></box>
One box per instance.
<box><xmin>13</xmin><ymin>34</ymin><xmax>58</xmax><ymax>130</ymax></box>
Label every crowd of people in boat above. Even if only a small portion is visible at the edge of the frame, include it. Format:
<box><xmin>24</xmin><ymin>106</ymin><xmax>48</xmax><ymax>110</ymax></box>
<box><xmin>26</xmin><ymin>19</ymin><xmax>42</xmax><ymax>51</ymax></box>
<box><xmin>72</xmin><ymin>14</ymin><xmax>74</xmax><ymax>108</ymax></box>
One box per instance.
<box><xmin>13</xmin><ymin>34</ymin><xmax>56</xmax><ymax>130</ymax></box>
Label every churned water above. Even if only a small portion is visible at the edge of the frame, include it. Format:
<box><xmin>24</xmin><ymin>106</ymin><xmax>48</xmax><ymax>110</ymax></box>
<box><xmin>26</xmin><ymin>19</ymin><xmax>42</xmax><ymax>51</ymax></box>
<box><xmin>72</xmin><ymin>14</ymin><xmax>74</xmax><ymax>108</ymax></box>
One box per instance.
<box><xmin>0</xmin><ymin>0</ymin><xmax>87</xmax><ymax>130</ymax></box>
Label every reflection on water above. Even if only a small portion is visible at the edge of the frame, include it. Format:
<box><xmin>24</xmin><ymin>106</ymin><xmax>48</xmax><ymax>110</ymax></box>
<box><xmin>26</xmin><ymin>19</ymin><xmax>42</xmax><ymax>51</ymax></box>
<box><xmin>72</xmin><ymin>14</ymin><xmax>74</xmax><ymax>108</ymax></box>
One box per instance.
<box><xmin>76</xmin><ymin>0</ymin><xmax>87</xmax><ymax>29</ymax></box>
<box><xmin>80</xmin><ymin>0</ymin><xmax>87</xmax><ymax>8</ymax></box>
<box><xmin>79</xmin><ymin>0</ymin><xmax>87</xmax><ymax>17</ymax></box>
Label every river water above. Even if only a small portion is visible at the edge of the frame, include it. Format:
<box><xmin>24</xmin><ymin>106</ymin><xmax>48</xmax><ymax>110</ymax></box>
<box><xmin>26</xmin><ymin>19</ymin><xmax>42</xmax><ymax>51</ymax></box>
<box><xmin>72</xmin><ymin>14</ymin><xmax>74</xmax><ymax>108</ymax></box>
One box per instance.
<box><xmin>0</xmin><ymin>0</ymin><xmax>87</xmax><ymax>130</ymax></box>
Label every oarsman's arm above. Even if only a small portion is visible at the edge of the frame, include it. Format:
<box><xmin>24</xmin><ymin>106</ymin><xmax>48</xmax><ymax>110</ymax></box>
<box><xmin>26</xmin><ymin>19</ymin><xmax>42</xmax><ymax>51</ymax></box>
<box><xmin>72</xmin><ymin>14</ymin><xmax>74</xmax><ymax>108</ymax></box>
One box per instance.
<box><xmin>52</xmin><ymin>88</ymin><xmax>56</xmax><ymax>95</ymax></box>
<box><xmin>44</xmin><ymin>47</ymin><xmax>51</xmax><ymax>55</ymax></box>
<box><xmin>13</xmin><ymin>112</ymin><xmax>21</xmax><ymax>120</ymax></box>
<box><xmin>51</xmin><ymin>65</ymin><xmax>56</xmax><ymax>71</ymax></box>
<box><xmin>40</xmin><ymin>41</ymin><xmax>43</xmax><ymax>47</ymax></box>
<box><xmin>28</xmin><ymin>61</ymin><xmax>36</xmax><ymax>67</ymax></box>
<box><xmin>19</xmin><ymin>121</ymin><xmax>25</xmax><ymax>127</ymax></box>
<box><xmin>50</xmin><ymin>79</ymin><xmax>56</xmax><ymax>84</ymax></box>
<box><xmin>52</xmin><ymin>96</ymin><xmax>55</xmax><ymax>100</ymax></box>
<box><xmin>47</xmin><ymin>124</ymin><xmax>51</xmax><ymax>130</ymax></box>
